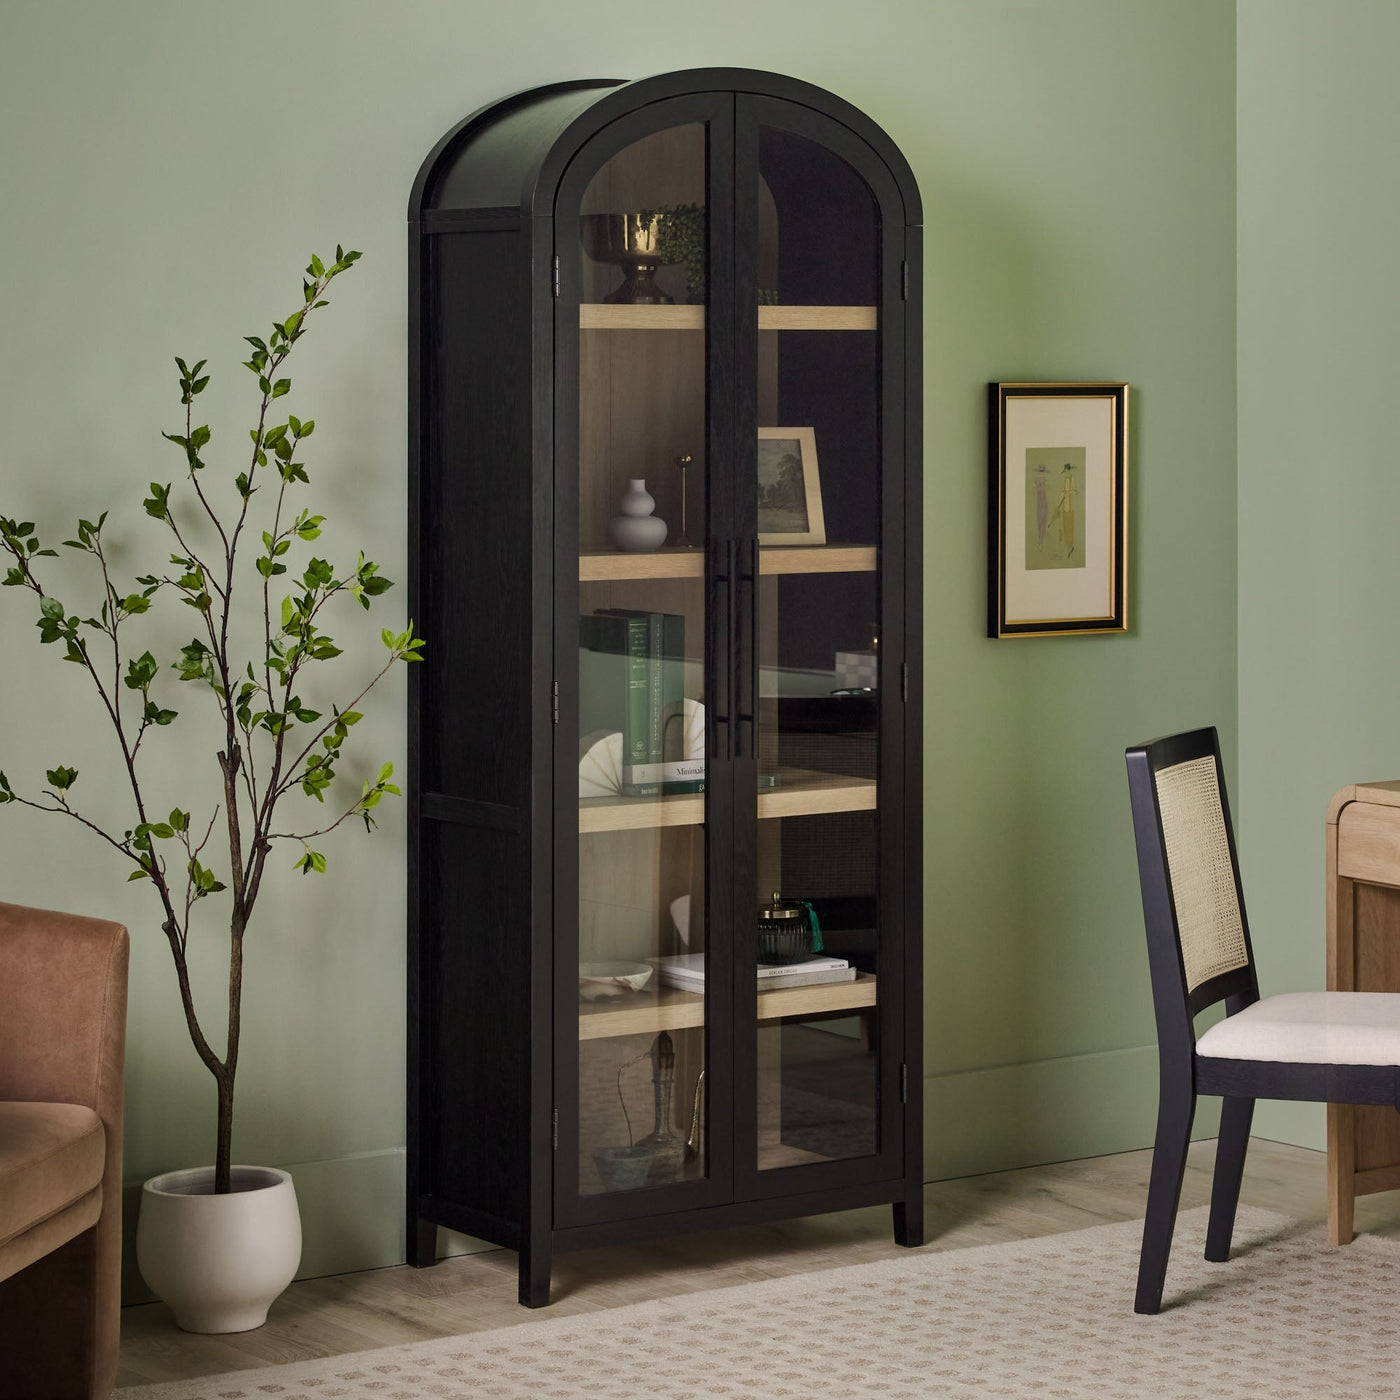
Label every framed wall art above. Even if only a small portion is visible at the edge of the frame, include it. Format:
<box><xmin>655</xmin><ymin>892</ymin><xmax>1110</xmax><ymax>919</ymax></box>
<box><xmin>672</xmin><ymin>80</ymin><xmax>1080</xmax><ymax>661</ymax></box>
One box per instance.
<box><xmin>757</xmin><ymin>426</ymin><xmax>826</xmax><ymax>545</ymax></box>
<box><xmin>988</xmin><ymin>381</ymin><xmax>1129</xmax><ymax>638</ymax></box>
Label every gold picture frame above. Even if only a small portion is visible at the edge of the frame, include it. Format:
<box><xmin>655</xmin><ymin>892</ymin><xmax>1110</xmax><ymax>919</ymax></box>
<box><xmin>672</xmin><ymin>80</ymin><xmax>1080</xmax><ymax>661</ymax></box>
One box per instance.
<box><xmin>988</xmin><ymin>382</ymin><xmax>1129</xmax><ymax>637</ymax></box>
<box><xmin>757</xmin><ymin>427</ymin><xmax>826</xmax><ymax>546</ymax></box>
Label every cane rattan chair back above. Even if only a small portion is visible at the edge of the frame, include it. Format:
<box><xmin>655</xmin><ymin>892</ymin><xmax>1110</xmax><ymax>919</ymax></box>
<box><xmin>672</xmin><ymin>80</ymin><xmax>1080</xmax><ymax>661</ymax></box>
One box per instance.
<box><xmin>1126</xmin><ymin>725</ymin><xmax>1400</xmax><ymax>1314</ymax></box>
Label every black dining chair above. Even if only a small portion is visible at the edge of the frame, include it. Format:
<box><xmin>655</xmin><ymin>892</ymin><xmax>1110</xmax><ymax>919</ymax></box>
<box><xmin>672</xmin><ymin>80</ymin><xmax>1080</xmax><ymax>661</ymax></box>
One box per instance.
<box><xmin>1125</xmin><ymin>726</ymin><xmax>1400</xmax><ymax>1313</ymax></box>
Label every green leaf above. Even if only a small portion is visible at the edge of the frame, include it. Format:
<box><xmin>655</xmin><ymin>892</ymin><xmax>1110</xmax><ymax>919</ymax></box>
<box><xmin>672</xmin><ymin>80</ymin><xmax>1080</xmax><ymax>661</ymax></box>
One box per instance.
<box><xmin>125</xmin><ymin>651</ymin><xmax>159</xmax><ymax>690</ymax></box>
<box><xmin>303</xmin><ymin>557</ymin><xmax>333</xmax><ymax>588</ymax></box>
<box><xmin>39</xmin><ymin>595</ymin><xmax>64</xmax><ymax>620</ymax></box>
<box><xmin>144</xmin><ymin>483</ymin><xmax>171</xmax><ymax>520</ymax></box>
<box><xmin>121</xmin><ymin>594</ymin><xmax>151</xmax><ymax>615</ymax></box>
<box><xmin>45</xmin><ymin>765</ymin><xmax>77</xmax><ymax>791</ymax></box>
<box><xmin>169</xmin><ymin>809</ymin><xmax>189</xmax><ymax>832</ymax></box>
<box><xmin>127</xmin><ymin>869</ymin><xmax>148</xmax><ymax>881</ymax></box>
<box><xmin>271</xmin><ymin>378</ymin><xmax>291</xmax><ymax>399</ymax></box>
<box><xmin>175</xmin><ymin>639</ymin><xmax>212</xmax><ymax>682</ymax></box>
<box><xmin>378</xmin><ymin>761</ymin><xmax>394</xmax><ymax>784</ymax></box>
<box><xmin>145</xmin><ymin>700</ymin><xmax>178</xmax><ymax>726</ymax></box>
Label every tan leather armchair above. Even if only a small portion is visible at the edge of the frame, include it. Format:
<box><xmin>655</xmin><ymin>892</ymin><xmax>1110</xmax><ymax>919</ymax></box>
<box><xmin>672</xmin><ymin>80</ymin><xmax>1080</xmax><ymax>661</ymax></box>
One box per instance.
<box><xmin>0</xmin><ymin>902</ymin><xmax>129</xmax><ymax>1399</ymax></box>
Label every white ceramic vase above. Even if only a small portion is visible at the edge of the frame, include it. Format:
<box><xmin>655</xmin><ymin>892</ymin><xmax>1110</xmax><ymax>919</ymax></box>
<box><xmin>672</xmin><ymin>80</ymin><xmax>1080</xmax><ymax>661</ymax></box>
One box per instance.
<box><xmin>608</xmin><ymin>477</ymin><xmax>667</xmax><ymax>552</ymax></box>
<box><xmin>136</xmin><ymin>1165</ymin><xmax>302</xmax><ymax>1333</ymax></box>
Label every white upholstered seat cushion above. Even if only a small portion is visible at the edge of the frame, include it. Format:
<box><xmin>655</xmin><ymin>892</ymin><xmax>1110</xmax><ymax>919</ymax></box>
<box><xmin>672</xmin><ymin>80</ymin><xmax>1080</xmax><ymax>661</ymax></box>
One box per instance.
<box><xmin>1196</xmin><ymin>991</ymin><xmax>1400</xmax><ymax>1065</ymax></box>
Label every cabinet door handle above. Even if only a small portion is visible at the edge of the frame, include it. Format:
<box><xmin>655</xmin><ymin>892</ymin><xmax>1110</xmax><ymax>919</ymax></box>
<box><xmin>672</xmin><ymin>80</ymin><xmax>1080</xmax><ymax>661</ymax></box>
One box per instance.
<box><xmin>736</xmin><ymin>537</ymin><xmax>759</xmax><ymax>758</ymax></box>
<box><xmin>709</xmin><ymin>538</ymin><xmax>735</xmax><ymax>761</ymax></box>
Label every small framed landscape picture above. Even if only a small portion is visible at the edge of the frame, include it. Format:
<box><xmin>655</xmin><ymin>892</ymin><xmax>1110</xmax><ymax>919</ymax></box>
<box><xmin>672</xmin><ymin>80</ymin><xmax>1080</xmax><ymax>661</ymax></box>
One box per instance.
<box><xmin>988</xmin><ymin>382</ymin><xmax>1129</xmax><ymax>638</ymax></box>
<box><xmin>757</xmin><ymin>427</ymin><xmax>826</xmax><ymax>546</ymax></box>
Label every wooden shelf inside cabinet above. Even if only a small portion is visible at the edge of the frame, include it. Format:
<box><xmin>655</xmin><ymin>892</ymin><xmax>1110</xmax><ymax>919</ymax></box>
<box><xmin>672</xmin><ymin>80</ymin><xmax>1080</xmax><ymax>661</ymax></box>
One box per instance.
<box><xmin>578</xmin><ymin>768</ymin><xmax>877</xmax><ymax>833</ymax></box>
<box><xmin>579</xmin><ymin>545</ymin><xmax>877</xmax><ymax>582</ymax></box>
<box><xmin>578</xmin><ymin>305</ymin><xmax>877</xmax><ymax>331</ymax></box>
<box><xmin>578</xmin><ymin>973</ymin><xmax>878</xmax><ymax>1041</ymax></box>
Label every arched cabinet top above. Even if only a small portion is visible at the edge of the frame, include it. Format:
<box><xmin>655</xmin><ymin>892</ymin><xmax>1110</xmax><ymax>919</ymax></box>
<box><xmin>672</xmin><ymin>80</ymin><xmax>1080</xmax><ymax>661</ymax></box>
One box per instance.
<box><xmin>410</xmin><ymin>69</ymin><xmax>921</xmax><ymax>226</ymax></box>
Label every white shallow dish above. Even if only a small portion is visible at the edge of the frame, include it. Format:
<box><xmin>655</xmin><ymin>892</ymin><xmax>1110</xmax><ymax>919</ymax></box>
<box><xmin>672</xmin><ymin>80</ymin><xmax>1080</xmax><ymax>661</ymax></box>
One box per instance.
<box><xmin>578</xmin><ymin>961</ymin><xmax>654</xmax><ymax>999</ymax></box>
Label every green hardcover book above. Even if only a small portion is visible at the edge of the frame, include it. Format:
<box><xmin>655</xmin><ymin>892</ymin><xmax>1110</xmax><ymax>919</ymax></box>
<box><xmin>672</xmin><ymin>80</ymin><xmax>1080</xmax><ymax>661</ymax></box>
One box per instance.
<box><xmin>657</xmin><ymin>614</ymin><xmax>703</xmax><ymax>794</ymax></box>
<box><xmin>580</xmin><ymin>612</ymin><xmax>651</xmax><ymax>793</ymax></box>
<box><xmin>595</xmin><ymin>609</ymin><xmax>692</xmax><ymax>796</ymax></box>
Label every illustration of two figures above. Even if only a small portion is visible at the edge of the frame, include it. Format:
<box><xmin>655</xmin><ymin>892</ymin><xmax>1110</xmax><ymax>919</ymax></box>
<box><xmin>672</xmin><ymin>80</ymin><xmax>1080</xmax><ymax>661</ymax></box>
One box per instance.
<box><xmin>1025</xmin><ymin>448</ymin><xmax>1085</xmax><ymax>571</ymax></box>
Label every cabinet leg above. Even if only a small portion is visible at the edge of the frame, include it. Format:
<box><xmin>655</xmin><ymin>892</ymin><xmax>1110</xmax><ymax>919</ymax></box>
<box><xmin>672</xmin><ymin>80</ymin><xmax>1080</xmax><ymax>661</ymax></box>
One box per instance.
<box><xmin>893</xmin><ymin>1189</ymin><xmax>924</xmax><ymax>1248</ymax></box>
<box><xmin>519</xmin><ymin>1241</ymin><xmax>552</xmax><ymax>1308</ymax></box>
<box><xmin>407</xmin><ymin>1216</ymin><xmax>438</xmax><ymax>1268</ymax></box>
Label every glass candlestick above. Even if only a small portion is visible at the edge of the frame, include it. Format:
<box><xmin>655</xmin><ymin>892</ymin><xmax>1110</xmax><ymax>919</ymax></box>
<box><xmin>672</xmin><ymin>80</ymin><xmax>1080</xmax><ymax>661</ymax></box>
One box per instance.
<box><xmin>636</xmin><ymin>1030</ymin><xmax>685</xmax><ymax>1183</ymax></box>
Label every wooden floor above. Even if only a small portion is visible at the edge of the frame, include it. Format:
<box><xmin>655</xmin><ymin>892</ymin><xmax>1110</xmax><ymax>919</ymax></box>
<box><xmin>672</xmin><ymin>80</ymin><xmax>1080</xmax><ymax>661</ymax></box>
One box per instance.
<box><xmin>116</xmin><ymin>1137</ymin><xmax>1400</xmax><ymax>1387</ymax></box>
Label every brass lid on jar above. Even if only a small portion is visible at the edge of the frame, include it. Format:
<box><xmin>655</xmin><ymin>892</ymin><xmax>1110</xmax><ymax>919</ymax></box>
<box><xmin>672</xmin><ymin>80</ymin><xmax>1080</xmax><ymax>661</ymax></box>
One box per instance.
<box><xmin>758</xmin><ymin>890</ymin><xmax>803</xmax><ymax>922</ymax></box>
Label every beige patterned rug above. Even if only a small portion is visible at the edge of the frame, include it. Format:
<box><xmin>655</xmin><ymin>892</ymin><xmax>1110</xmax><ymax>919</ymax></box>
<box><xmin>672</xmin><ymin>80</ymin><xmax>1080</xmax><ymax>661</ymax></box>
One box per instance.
<box><xmin>118</xmin><ymin>1207</ymin><xmax>1400</xmax><ymax>1399</ymax></box>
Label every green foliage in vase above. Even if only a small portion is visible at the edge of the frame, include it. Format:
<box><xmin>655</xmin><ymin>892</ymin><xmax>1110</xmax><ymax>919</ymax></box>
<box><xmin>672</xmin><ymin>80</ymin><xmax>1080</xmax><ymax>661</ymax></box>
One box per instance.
<box><xmin>642</xmin><ymin>203</ymin><xmax>707</xmax><ymax>304</ymax></box>
<box><xmin>0</xmin><ymin>249</ymin><xmax>422</xmax><ymax>1194</ymax></box>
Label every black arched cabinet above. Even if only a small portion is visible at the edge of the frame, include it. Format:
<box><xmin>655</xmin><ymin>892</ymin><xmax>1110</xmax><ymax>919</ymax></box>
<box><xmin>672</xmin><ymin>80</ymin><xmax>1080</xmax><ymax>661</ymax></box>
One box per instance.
<box><xmin>407</xmin><ymin>70</ymin><xmax>923</xmax><ymax>1306</ymax></box>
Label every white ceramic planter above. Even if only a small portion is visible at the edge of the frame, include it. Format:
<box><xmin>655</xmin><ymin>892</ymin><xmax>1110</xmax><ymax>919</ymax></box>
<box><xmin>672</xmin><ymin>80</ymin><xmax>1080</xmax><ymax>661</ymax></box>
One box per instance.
<box><xmin>137</xmin><ymin>1165</ymin><xmax>302</xmax><ymax>1333</ymax></box>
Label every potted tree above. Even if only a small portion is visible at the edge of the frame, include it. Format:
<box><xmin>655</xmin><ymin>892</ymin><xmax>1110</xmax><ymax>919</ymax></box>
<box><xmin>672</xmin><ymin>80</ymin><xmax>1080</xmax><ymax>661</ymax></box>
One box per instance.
<box><xmin>0</xmin><ymin>248</ymin><xmax>420</xmax><ymax>1333</ymax></box>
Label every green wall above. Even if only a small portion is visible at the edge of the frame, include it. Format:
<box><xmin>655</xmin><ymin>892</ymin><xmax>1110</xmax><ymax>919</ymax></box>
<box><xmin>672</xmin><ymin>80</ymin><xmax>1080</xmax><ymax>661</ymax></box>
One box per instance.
<box><xmin>0</xmin><ymin>0</ymin><xmax>1238</xmax><ymax>1285</ymax></box>
<box><xmin>1236</xmin><ymin>0</ymin><xmax>1400</xmax><ymax>1151</ymax></box>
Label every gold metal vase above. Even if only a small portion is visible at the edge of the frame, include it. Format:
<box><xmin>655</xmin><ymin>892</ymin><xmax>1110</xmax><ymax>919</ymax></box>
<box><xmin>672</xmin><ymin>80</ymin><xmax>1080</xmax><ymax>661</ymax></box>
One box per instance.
<box><xmin>580</xmin><ymin>213</ymin><xmax>677</xmax><ymax>305</ymax></box>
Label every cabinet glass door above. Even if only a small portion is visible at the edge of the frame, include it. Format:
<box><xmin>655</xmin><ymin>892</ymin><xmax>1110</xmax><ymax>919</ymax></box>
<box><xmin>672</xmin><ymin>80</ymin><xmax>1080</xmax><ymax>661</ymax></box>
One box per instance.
<box><xmin>561</xmin><ymin>105</ymin><xmax>732</xmax><ymax>1216</ymax></box>
<box><xmin>746</xmin><ymin>117</ymin><xmax>885</xmax><ymax>1175</ymax></box>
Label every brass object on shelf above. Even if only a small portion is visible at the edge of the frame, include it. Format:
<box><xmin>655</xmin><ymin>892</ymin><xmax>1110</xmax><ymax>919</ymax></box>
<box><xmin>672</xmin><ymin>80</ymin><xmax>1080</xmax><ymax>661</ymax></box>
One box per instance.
<box><xmin>674</xmin><ymin>453</ymin><xmax>693</xmax><ymax>546</ymax></box>
<box><xmin>580</xmin><ymin>213</ymin><xmax>679</xmax><ymax>305</ymax></box>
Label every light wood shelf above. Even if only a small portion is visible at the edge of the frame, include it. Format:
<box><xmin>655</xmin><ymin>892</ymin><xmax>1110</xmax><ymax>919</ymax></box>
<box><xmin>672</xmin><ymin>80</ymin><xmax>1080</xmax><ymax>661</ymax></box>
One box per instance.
<box><xmin>579</xmin><ymin>305</ymin><xmax>877</xmax><ymax>331</ymax></box>
<box><xmin>760</xmin><ymin>305</ymin><xmax>877</xmax><ymax>331</ymax></box>
<box><xmin>579</xmin><ymin>544</ymin><xmax>876</xmax><ymax>582</ymax></box>
<box><xmin>578</xmin><ymin>972</ymin><xmax>877</xmax><ymax>1040</ymax></box>
<box><xmin>579</xmin><ymin>768</ymin><xmax>876</xmax><ymax>833</ymax></box>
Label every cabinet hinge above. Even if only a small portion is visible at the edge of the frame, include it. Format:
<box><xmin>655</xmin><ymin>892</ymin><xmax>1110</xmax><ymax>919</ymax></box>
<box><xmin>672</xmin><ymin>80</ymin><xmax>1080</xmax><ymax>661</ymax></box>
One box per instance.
<box><xmin>901</xmin><ymin>260</ymin><xmax>909</xmax><ymax>301</ymax></box>
<box><xmin>551</xmin><ymin>254</ymin><xmax>560</xmax><ymax>298</ymax></box>
<box><xmin>552</xmin><ymin>1107</ymin><xmax>559</xmax><ymax>1150</ymax></box>
<box><xmin>901</xmin><ymin>661</ymin><xmax>909</xmax><ymax>703</ymax></box>
<box><xmin>552</xmin><ymin>680</ymin><xmax>559</xmax><ymax>725</ymax></box>
<box><xmin>900</xmin><ymin>1063</ymin><xmax>908</xmax><ymax>1104</ymax></box>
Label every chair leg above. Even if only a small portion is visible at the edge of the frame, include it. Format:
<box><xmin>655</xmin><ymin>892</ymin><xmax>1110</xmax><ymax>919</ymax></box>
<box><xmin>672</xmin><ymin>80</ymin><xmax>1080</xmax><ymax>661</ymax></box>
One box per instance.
<box><xmin>1136</xmin><ymin>1080</ymin><xmax>1196</xmax><ymax>1315</ymax></box>
<box><xmin>1205</xmin><ymin>1095</ymin><xmax>1254</xmax><ymax>1262</ymax></box>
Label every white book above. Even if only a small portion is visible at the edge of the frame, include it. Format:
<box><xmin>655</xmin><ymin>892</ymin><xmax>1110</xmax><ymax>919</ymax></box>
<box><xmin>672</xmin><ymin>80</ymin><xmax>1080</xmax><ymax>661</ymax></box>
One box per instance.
<box><xmin>654</xmin><ymin>953</ymin><xmax>854</xmax><ymax>993</ymax></box>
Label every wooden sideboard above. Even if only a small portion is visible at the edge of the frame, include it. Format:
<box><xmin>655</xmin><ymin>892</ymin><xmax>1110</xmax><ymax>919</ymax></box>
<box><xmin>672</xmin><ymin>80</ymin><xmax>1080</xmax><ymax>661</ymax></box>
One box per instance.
<box><xmin>1326</xmin><ymin>780</ymin><xmax>1400</xmax><ymax>1244</ymax></box>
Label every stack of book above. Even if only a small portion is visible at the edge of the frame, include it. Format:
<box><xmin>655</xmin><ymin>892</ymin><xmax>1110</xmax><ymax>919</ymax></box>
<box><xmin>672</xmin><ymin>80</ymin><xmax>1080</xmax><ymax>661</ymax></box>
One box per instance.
<box><xmin>579</xmin><ymin>609</ymin><xmax>703</xmax><ymax>797</ymax></box>
<box><xmin>654</xmin><ymin>953</ymin><xmax>856</xmax><ymax>993</ymax></box>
